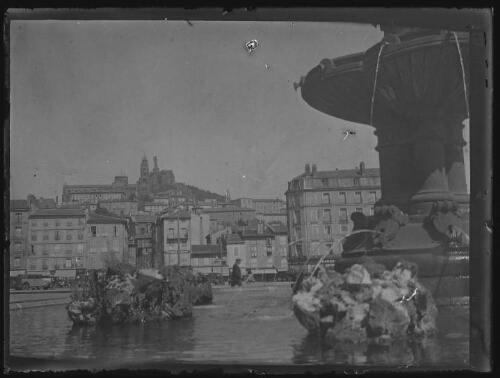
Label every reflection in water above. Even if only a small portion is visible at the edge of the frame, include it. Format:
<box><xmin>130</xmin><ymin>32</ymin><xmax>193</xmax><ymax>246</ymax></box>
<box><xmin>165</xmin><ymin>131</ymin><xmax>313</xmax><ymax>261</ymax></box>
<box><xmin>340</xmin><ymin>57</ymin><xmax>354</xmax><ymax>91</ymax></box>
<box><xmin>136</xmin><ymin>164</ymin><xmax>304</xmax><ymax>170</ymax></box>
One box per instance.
<box><xmin>9</xmin><ymin>288</ymin><xmax>468</xmax><ymax>367</ymax></box>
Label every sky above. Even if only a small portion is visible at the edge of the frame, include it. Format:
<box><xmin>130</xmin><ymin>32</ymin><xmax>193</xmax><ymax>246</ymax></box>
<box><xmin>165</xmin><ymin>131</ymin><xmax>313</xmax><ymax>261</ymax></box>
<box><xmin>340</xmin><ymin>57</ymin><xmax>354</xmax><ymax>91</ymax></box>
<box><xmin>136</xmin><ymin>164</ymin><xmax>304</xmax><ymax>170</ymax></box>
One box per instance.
<box><xmin>10</xmin><ymin>19</ymin><xmax>395</xmax><ymax>201</ymax></box>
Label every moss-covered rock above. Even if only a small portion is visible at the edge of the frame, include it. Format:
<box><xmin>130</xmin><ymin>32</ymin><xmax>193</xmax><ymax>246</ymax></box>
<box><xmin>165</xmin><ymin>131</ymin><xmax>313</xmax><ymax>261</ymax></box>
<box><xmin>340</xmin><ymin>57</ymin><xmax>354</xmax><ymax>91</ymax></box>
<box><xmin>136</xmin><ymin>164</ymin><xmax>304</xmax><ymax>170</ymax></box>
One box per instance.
<box><xmin>292</xmin><ymin>257</ymin><xmax>437</xmax><ymax>345</ymax></box>
<box><xmin>67</xmin><ymin>264</ymin><xmax>213</xmax><ymax>325</ymax></box>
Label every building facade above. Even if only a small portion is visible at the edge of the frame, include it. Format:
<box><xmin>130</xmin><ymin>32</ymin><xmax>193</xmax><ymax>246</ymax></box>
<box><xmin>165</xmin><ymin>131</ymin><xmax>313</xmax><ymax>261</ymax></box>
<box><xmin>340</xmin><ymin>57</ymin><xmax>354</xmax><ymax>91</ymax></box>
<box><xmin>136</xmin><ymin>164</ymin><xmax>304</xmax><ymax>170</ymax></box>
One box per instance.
<box><xmin>99</xmin><ymin>200</ymin><xmax>139</xmax><ymax>216</ymax></box>
<box><xmin>285</xmin><ymin>163</ymin><xmax>381</xmax><ymax>267</ymax></box>
<box><xmin>10</xmin><ymin>200</ymin><xmax>32</xmax><ymax>271</ymax></box>
<box><xmin>128</xmin><ymin>215</ymin><xmax>156</xmax><ymax>269</ymax></box>
<box><xmin>190</xmin><ymin>245</ymin><xmax>228</xmax><ymax>276</ymax></box>
<box><xmin>201</xmin><ymin>207</ymin><xmax>256</xmax><ymax>226</ymax></box>
<box><xmin>62</xmin><ymin>175</ymin><xmax>136</xmax><ymax>204</ymax></box>
<box><xmin>157</xmin><ymin>212</ymin><xmax>193</xmax><ymax>267</ymax></box>
<box><xmin>86</xmin><ymin>214</ymin><xmax>128</xmax><ymax>269</ymax></box>
<box><xmin>28</xmin><ymin>209</ymin><xmax>87</xmax><ymax>272</ymax></box>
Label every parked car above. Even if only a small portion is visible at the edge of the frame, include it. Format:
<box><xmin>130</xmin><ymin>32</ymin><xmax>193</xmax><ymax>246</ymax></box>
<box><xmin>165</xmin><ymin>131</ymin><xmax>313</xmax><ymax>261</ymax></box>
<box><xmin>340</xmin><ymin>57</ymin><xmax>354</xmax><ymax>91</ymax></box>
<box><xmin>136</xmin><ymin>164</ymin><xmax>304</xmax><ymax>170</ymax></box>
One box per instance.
<box><xmin>15</xmin><ymin>274</ymin><xmax>53</xmax><ymax>290</ymax></box>
<box><xmin>10</xmin><ymin>275</ymin><xmax>22</xmax><ymax>289</ymax></box>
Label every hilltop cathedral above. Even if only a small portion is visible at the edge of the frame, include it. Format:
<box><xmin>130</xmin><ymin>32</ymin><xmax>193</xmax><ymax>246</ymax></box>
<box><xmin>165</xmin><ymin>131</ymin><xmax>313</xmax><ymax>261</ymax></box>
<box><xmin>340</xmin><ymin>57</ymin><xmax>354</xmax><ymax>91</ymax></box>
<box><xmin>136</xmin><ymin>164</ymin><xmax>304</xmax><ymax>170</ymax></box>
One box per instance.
<box><xmin>137</xmin><ymin>155</ymin><xmax>176</xmax><ymax>198</ymax></box>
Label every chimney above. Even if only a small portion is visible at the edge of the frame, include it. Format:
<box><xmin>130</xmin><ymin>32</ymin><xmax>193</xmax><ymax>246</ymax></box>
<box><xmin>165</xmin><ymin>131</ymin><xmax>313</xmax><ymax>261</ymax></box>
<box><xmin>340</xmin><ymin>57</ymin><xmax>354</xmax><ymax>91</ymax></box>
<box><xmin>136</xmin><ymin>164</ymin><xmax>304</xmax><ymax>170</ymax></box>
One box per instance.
<box><xmin>312</xmin><ymin>164</ymin><xmax>317</xmax><ymax>175</ymax></box>
<box><xmin>359</xmin><ymin>161</ymin><xmax>365</xmax><ymax>175</ymax></box>
<box><xmin>305</xmin><ymin>164</ymin><xmax>311</xmax><ymax>175</ymax></box>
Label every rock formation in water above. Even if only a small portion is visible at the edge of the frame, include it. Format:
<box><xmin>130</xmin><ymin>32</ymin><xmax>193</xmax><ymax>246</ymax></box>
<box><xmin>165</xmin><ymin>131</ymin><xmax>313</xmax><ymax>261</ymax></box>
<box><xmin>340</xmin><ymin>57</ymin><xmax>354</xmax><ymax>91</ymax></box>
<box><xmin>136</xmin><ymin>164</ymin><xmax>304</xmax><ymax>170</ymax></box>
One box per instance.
<box><xmin>292</xmin><ymin>257</ymin><xmax>437</xmax><ymax>345</ymax></box>
<box><xmin>67</xmin><ymin>263</ymin><xmax>213</xmax><ymax>325</ymax></box>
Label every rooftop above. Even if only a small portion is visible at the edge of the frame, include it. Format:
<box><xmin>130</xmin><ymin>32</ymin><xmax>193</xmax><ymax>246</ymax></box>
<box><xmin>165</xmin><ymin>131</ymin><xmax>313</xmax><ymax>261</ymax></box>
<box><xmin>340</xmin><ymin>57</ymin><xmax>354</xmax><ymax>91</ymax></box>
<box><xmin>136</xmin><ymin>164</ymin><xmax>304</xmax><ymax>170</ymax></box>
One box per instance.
<box><xmin>29</xmin><ymin>208</ymin><xmax>85</xmax><ymax>218</ymax></box>
<box><xmin>191</xmin><ymin>245</ymin><xmax>223</xmax><ymax>255</ymax></box>
<box><xmin>161</xmin><ymin>211</ymin><xmax>192</xmax><ymax>220</ymax></box>
<box><xmin>291</xmin><ymin>168</ymin><xmax>380</xmax><ymax>181</ymax></box>
<box><xmin>267</xmin><ymin>225</ymin><xmax>288</xmax><ymax>234</ymax></box>
<box><xmin>87</xmin><ymin>214</ymin><xmax>127</xmax><ymax>225</ymax></box>
<box><xmin>10</xmin><ymin>199</ymin><xmax>30</xmax><ymax>211</ymax></box>
<box><xmin>130</xmin><ymin>215</ymin><xmax>157</xmax><ymax>223</ymax></box>
<box><xmin>202</xmin><ymin>207</ymin><xmax>256</xmax><ymax>213</ymax></box>
<box><xmin>226</xmin><ymin>234</ymin><xmax>243</xmax><ymax>244</ymax></box>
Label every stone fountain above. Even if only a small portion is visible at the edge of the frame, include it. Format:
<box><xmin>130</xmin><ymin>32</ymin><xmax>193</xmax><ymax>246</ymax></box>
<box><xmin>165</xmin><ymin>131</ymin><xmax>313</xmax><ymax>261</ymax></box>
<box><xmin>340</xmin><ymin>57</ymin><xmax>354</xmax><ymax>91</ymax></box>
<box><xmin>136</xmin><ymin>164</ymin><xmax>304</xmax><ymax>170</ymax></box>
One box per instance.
<box><xmin>296</xmin><ymin>26</ymin><xmax>469</xmax><ymax>305</ymax></box>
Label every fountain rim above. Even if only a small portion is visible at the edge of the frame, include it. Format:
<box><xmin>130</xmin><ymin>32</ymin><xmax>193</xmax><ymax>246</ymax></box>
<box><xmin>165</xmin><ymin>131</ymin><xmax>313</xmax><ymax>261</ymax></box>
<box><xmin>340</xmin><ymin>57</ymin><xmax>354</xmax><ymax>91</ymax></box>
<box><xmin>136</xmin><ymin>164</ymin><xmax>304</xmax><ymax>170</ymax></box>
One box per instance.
<box><xmin>302</xmin><ymin>31</ymin><xmax>469</xmax><ymax>84</ymax></box>
<box><xmin>299</xmin><ymin>30</ymin><xmax>469</xmax><ymax>125</ymax></box>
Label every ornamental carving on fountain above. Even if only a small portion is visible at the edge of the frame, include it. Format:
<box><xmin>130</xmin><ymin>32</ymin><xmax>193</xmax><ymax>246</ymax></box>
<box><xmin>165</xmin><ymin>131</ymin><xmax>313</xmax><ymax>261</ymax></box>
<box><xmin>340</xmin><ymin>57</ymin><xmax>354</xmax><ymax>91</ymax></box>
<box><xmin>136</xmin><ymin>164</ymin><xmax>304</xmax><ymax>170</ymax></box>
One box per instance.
<box><xmin>297</xmin><ymin>25</ymin><xmax>469</xmax><ymax>251</ymax></box>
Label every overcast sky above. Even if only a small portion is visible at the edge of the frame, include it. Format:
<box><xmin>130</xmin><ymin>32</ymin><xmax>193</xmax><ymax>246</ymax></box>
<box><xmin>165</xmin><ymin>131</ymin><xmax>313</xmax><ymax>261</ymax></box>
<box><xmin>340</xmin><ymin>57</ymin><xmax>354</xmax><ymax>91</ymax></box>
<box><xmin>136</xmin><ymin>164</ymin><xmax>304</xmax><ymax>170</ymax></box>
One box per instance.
<box><xmin>10</xmin><ymin>20</ymin><xmax>389</xmax><ymax>200</ymax></box>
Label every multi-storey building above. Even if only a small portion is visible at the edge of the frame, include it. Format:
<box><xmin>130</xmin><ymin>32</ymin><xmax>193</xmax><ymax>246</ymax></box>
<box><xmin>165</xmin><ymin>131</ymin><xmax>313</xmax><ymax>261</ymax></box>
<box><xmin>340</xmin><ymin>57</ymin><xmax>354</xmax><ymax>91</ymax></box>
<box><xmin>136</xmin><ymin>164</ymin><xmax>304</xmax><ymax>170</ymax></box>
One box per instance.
<box><xmin>201</xmin><ymin>207</ymin><xmax>256</xmax><ymax>226</ymax></box>
<box><xmin>85</xmin><ymin>214</ymin><xmax>129</xmax><ymax>269</ymax></box>
<box><xmin>235</xmin><ymin>223</ymin><xmax>280</xmax><ymax>280</ymax></box>
<box><xmin>144</xmin><ymin>202</ymin><xmax>169</xmax><ymax>215</ymax></box>
<box><xmin>226</xmin><ymin>233</ymin><xmax>247</xmax><ymax>270</ymax></box>
<box><xmin>255</xmin><ymin>212</ymin><xmax>287</xmax><ymax>226</ymax></box>
<box><xmin>190</xmin><ymin>245</ymin><xmax>228</xmax><ymax>276</ymax></box>
<box><xmin>231</xmin><ymin>198</ymin><xmax>286</xmax><ymax>213</ymax></box>
<box><xmin>267</xmin><ymin>224</ymin><xmax>289</xmax><ymax>272</ymax></box>
<box><xmin>128</xmin><ymin>215</ymin><xmax>156</xmax><ymax>268</ymax></box>
<box><xmin>62</xmin><ymin>175</ymin><xmax>136</xmax><ymax>204</ymax></box>
<box><xmin>99</xmin><ymin>200</ymin><xmax>139</xmax><ymax>216</ymax></box>
<box><xmin>10</xmin><ymin>199</ymin><xmax>32</xmax><ymax>272</ymax></box>
<box><xmin>156</xmin><ymin>211</ymin><xmax>210</xmax><ymax>268</ymax></box>
<box><xmin>285</xmin><ymin>162</ymin><xmax>381</xmax><ymax>270</ymax></box>
<box><xmin>28</xmin><ymin>209</ymin><xmax>87</xmax><ymax>272</ymax></box>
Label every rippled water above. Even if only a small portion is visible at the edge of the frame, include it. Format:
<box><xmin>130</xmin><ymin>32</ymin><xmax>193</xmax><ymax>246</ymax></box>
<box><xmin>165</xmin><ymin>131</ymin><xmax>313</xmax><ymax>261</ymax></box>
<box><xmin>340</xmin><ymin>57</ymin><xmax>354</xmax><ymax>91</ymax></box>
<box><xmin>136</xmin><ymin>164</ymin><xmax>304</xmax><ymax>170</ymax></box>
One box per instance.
<box><xmin>9</xmin><ymin>287</ymin><xmax>469</xmax><ymax>369</ymax></box>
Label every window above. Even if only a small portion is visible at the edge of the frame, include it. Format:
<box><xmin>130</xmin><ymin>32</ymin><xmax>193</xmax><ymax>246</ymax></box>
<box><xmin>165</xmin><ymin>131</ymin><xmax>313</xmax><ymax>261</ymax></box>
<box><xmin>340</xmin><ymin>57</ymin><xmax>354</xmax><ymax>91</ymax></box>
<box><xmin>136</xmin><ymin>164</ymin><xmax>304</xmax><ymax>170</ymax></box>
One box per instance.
<box><xmin>326</xmin><ymin>243</ymin><xmax>333</xmax><ymax>255</ymax></box>
<box><xmin>322</xmin><ymin>179</ymin><xmax>329</xmax><ymax>188</ymax></box>
<box><xmin>370</xmin><ymin>207</ymin><xmax>375</xmax><ymax>216</ymax></box>
<box><xmin>323</xmin><ymin>209</ymin><xmax>332</xmax><ymax>222</ymax></box>
<box><xmin>55</xmin><ymin>244</ymin><xmax>61</xmax><ymax>255</ymax></box>
<box><xmin>66</xmin><ymin>233</ymin><xmax>73</xmax><ymax>240</ymax></box>
<box><xmin>324</xmin><ymin>225</ymin><xmax>332</xmax><ymax>235</ymax></box>
<box><xmin>43</xmin><ymin>232</ymin><xmax>49</xmax><ymax>241</ymax></box>
<box><xmin>340</xmin><ymin>208</ymin><xmax>348</xmax><ymax>222</ymax></box>
<box><xmin>66</xmin><ymin>249</ymin><xmax>72</xmax><ymax>255</ymax></box>
<box><xmin>141</xmin><ymin>228</ymin><xmax>145</xmax><ymax>236</ymax></box>
<box><xmin>322</xmin><ymin>193</ymin><xmax>331</xmax><ymax>204</ymax></box>
<box><xmin>67</xmin><ymin>221</ymin><xmax>73</xmax><ymax>226</ymax></box>
<box><xmin>56</xmin><ymin>220</ymin><xmax>60</xmax><ymax>226</ymax></box>
<box><xmin>78</xmin><ymin>231</ymin><xmax>84</xmax><ymax>240</ymax></box>
<box><xmin>266</xmin><ymin>238</ymin><xmax>272</xmax><ymax>247</ymax></box>
<box><xmin>15</xmin><ymin>227</ymin><xmax>22</xmax><ymax>237</ymax></box>
<box><xmin>31</xmin><ymin>234</ymin><xmax>37</xmax><ymax>241</ymax></box>
<box><xmin>369</xmin><ymin>191</ymin><xmax>377</xmax><ymax>203</ymax></box>
<box><xmin>309</xmin><ymin>209</ymin><xmax>318</xmax><ymax>222</ymax></box>
<box><xmin>78</xmin><ymin>244</ymin><xmax>84</xmax><ymax>254</ymax></box>
<box><xmin>42</xmin><ymin>259</ymin><xmax>48</xmax><ymax>270</ymax></box>
<box><xmin>90</xmin><ymin>226</ymin><xmax>97</xmax><ymax>237</ymax></box>
<box><xmin>101</xmin><ymin>240</ymin><xmax>108</xmax><ymax>252</ymax></box>
<box><xmin>279</xmin><ymin>236</ymin><xmax>287</xmax><ymax>245</ymax></box>
<box><xmin>44</xmin><ymin>222</ymin><xmax>49</xmax><ymax>227</ymax></box>
<box><xmin>355</xmin><ymin>192</ymin><xmax>362</xmax><ymax>203</ymax></box>
<box><xmin>356</xmin><ymin>207</ymin><xmax>363</xmax><ymax>214</ymax></box>
<box><xmin>234</xmin><ymin>246</ymin><xmax>239</xmax><ymax>256</ymax></box>
<box><xmin>114</xmin><ymin>226</ymin><xmax>118</xmax><ymax>237</ymax></box>
<box><xmin>338</xmin><ymin>192</ymin><xmax>346</xmax><ymax>204</ymax></box>
<box><xmin>311</xmin><ymin>226</ymin><xmax>319</xmax><ymax>236</ymax></box>
<box><xmin>181</xmin><ymin>228</ymin><xmax>187</xmax><ymax>238</ymax></box>
<box><xmin>55</xmin><ymin>230</ymin><xmax>60</xmax><ymax>240</ymax></box>
<box><xmin>78</xmin><ymin>219</ymin><xmax>84</xmax><ymax>226</ymax></box>
<box><xmin>14</xmin><ymin>242</ymin><xmax>21</xmax><ymax>252</ymax></box>
<box><xmin>168</xmin><ymin>228</ymin><xmax>175</xmax><ymax>238</ymax></box>
<box><xmin>340</xmin><ymin>224</ymin><xmax>349</xmax><ymax>233</ymax></box>
<box><xmin>14</xmin><ymin>257</ymin><xmax>21</xmax><ymax>267</ymax></box>
<box><xmin>42</xmin><ymin>248</ymin><xmax>49</xmax><ymax>256</ymax></box>
<box><xmin>15</xmin><ymin>213</ymin><xmax>22</xmax><ymax>223</ymax></box>
<box><xmin>75</xmin><ymin>257</ymin><xmax>84</xmax><ymax>268</ymax></box>
<box><xmin>65</xmin><ymin>258</ymin><xmax>72</xmax><ymax>268</ymax></box>
<box><xmin>31</xmin><ymin>221</ymin><xmax>37</xmax><ymax>227</ymax></box>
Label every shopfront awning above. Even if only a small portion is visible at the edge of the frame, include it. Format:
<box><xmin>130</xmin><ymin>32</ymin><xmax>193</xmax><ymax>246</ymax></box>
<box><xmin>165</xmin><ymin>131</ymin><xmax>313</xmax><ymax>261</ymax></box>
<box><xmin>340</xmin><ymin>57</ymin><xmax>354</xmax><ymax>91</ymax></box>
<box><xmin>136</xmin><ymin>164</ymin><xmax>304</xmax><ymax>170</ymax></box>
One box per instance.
<box><xmin>249</xmin><ymin>268</ymin><xmax>278</xmax><ymax>275</ymax></box>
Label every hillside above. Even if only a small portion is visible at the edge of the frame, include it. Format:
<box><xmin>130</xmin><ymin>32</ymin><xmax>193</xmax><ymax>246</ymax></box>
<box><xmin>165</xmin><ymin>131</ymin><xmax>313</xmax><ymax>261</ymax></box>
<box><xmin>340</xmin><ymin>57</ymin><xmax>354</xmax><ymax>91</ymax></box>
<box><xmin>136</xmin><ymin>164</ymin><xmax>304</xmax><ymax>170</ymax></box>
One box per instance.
<box><xmin>163</xmin><ymin>183</ymin><xmax>226</xmax><ymax>202</ymax></box>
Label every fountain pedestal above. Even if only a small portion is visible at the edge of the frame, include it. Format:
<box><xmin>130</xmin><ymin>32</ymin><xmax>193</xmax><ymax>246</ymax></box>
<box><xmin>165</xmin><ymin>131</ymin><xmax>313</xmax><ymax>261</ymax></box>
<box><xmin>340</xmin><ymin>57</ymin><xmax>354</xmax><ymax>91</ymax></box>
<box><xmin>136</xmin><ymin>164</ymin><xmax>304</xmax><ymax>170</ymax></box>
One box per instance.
<box><xmin>298</xmin><ymin>27</ymin><xmax>469</xmax><ymax>302</ymax></box>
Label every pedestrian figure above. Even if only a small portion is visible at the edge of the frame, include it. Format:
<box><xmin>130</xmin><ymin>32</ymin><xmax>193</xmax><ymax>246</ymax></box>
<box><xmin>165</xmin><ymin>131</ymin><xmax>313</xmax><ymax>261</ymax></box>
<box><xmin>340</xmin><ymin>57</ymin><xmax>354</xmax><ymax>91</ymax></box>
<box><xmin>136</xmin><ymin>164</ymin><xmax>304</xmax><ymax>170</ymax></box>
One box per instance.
<box><xmin>231</xmin><ymin>258</ymin><xmax>243</xmax><ymax>287</ymax></box>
